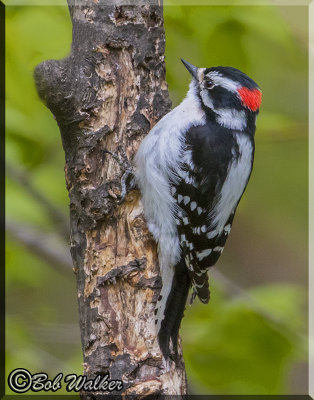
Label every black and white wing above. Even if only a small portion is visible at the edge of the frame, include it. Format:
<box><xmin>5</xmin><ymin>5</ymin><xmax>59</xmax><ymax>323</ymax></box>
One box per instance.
<box><xmin>172</xmin><ymin>122</ymin><xmax>254</xmax><ymax>303</ymax></box>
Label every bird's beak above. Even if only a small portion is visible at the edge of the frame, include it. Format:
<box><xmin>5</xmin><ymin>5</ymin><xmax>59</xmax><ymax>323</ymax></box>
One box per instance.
<box><xmin>181</xmin><ymin>59</ymin><xmax>198</xmax><ymax>80</ymax></box>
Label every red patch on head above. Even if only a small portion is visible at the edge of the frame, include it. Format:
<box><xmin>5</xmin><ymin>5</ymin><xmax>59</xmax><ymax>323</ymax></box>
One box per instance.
<box><xmin>237</xmin><ymin>87</ymin><xmax>262</xmax><ymax>111</ymax></box>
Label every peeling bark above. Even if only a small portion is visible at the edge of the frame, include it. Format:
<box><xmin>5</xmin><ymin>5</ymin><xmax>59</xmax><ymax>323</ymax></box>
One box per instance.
<box><xmin>34</xmin><ymin>1</ymin><xmax>187</xmax><ymax>397</ymax></box>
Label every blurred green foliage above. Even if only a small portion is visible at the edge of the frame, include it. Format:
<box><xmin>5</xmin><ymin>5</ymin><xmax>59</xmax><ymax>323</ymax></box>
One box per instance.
<box><xmin>5</xmin><ymin>3</ymin><xmax>308</xmax><ymax>395</ymax></box>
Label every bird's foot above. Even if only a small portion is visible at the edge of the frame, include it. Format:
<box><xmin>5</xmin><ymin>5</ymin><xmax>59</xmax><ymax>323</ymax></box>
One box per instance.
<box><xmin>104</xmin><ymin>149</ymin><xmax>137</xmax><ymax>203</ymax></box>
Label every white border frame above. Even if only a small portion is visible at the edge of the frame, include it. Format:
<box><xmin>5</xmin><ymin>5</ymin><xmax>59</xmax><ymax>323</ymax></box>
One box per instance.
<box><xmin>4</xmin><ymin>0</ymin><xmax>312</xmax><ymax>397</ymax></box>
<box><xmin>309</xmin><ymin>1</ymin><xmax>313</xmax><ymax>398</ymax></box>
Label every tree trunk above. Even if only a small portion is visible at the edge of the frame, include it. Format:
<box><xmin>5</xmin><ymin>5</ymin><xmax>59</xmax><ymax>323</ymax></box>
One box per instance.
<box><xmin>34</xmin><ymin>1</ymin><xmax>187</xmax><ymax>397</ymax></box>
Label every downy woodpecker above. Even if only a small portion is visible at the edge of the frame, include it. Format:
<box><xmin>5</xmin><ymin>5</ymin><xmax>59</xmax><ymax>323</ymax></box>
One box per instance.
<box><xmin>135</xmin><ymin>59</ymin><xmax>262</xmax><ymax>359</ymax></box>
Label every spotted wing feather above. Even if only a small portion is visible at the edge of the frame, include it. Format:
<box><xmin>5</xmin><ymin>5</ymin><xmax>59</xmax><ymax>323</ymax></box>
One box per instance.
<box><xmin>172</xmin><ymin>121</ymin><xmax>253</xmax><ymax>302</ymax></box>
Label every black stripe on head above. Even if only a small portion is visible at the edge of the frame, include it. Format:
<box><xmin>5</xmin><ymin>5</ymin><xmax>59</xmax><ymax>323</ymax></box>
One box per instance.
<box><xmin>209</xmin><ymin>86</ymin><xmax>244</xmax><ymax>111</ymax></box>
<box><xmin>205</xmin><ymin>66</ymin><xmax>259</xmax><ymax>90</ymax></box>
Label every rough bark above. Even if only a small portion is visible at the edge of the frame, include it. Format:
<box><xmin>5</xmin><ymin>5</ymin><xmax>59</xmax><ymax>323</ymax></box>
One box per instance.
<box><xmin>34</xmin><ymin>1</ymin><xmax>187</xmax><ymax>397</ymax></box>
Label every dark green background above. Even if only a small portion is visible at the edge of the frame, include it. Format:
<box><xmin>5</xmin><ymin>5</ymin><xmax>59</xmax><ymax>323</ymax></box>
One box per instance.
<box><xmin>5</xmin><ymin>2</ymin><xmax>308</xmax><ymax>395</ymax></box>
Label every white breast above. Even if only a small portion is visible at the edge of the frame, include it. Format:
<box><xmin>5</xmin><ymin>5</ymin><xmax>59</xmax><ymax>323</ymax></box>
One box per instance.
<box><xmin>211</xmin><ymin>133</ymin><xmax>253</xmax><ymax>234</ymax></box>
<box><xmin>135</xmin><ymin>84</ymin><xmax>206</xmax><ymax>270</ymax></box>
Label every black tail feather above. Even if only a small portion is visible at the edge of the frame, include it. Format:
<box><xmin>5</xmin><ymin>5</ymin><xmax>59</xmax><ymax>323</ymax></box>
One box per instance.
<box><xmin>158</xmin><ymin>258</ymin><xmax>191</xmax><ymax>359</ymax></box>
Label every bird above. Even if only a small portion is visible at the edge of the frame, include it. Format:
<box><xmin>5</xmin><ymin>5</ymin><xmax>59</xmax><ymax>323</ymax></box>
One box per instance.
<box><xmin>135</xmin><ymin>59</ymin><xmax>262</xmax><ymax>359</ymax></box>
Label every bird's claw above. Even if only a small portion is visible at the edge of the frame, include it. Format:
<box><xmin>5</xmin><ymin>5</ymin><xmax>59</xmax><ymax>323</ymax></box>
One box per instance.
<box><xmin>104</xmin><ymin>149</ymin><xmax>137</xmax><ymax>204</ymax></box>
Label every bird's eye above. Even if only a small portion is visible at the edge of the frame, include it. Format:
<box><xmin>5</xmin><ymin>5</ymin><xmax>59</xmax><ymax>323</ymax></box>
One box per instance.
<box><xmin>204</xmin><ymin>79</ymin><xmax>215</xmax><ymax>89</ymax></box>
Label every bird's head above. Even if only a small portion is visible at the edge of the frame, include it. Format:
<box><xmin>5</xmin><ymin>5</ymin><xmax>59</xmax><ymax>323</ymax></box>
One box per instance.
<box><xmin>181</xmin><ymin>59</ymin><xmax>262</xmax><ymax>130</ymax></box>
